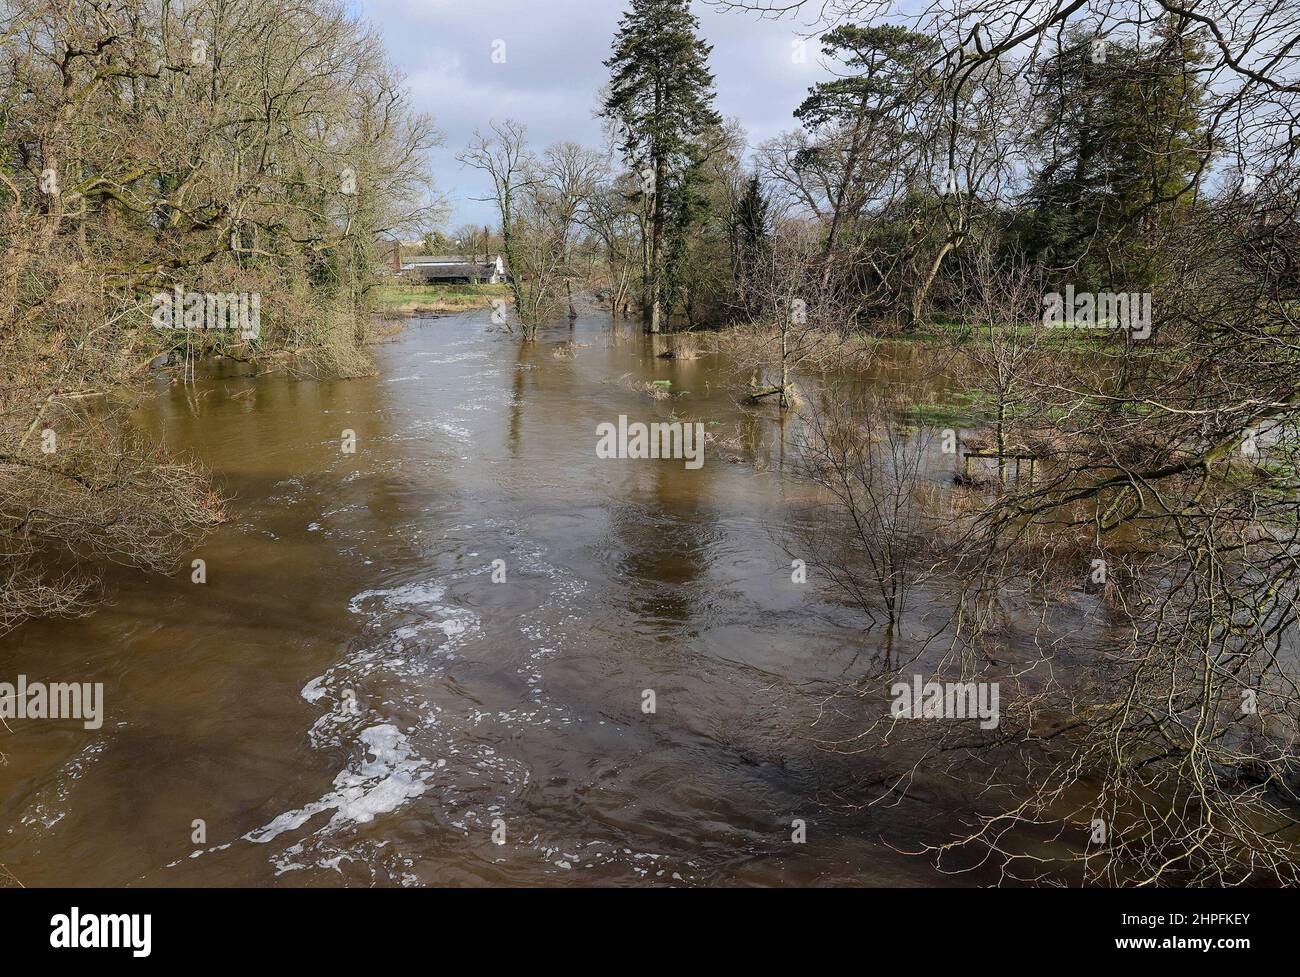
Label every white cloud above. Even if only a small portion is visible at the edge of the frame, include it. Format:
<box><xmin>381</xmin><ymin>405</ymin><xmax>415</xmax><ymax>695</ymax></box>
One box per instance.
<box><xmin>355</xmin><ymin>0</ymin><xmax>833</xmax><ymax>227</ymax></box>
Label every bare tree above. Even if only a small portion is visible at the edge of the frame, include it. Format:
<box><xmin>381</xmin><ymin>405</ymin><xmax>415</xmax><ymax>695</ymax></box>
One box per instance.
<box><xmin>716</xmin><ymin>0</ymin><xmax>1300</xmax><ymax>885</ymax></box>
<box><xmin>581</xmin><ymin>172</ymin><xmax>642</xmax><ymax>319</ymax></box>
<box><xmin>457</xmin><ymin>118</ymin><xmax>536</xmax><ymax>319</ymax></box>
<box><xmin>720</xmin><ymin>220</ymin><xmax>873</xmax><ymax>410</ymax></box>
<box><xmin>791</xmin><ymin>390</ymin><xmax>942</xmax><ymax>633</ymax></box>
<box><xmin>1</xmin><ymin>0</ymin><xmax>435</xmax><ymax>627</ymax></box>
<box><xmin>536</xmin><ymin>140</ymin><xmax>606</xmax><ymax>319</ymax></box>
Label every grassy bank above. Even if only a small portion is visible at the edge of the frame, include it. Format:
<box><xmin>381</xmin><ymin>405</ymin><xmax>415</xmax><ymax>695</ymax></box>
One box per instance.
<box><xmin>370</xmin><ymin>283</ymin><xmax>512</xmax><ymax>317</ymax></box>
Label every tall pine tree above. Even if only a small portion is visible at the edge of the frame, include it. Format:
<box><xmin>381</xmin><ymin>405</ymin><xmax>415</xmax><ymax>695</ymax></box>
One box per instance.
<box><xmin>602</xmin><ymin>0</ymin><xmax>721</xmax><ymax>332</ymax></box>
<box><xmin>793</xmin><ymin>25</ymin><xmax>937</xmax><ymax>289</ymax></box>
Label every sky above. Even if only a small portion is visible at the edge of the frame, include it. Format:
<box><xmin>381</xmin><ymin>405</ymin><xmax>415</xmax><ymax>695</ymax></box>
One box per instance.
<box><xmin>352</xmin><ymin>0</ymin><xmax>837</xmax><ymax>231</ymax></box>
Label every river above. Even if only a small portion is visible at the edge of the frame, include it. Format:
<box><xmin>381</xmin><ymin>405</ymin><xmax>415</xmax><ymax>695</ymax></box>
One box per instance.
<box><xmin>1</xmin><ymin>309</ymin><xmax>1002</xmax><ymax>887</ymax></box>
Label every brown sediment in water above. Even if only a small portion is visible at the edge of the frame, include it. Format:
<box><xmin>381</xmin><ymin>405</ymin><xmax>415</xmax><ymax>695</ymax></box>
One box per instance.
<box><xmin>0</xmin><ymin>309</ymin><xmax>1073</xmax><ymax>887</ymax></box>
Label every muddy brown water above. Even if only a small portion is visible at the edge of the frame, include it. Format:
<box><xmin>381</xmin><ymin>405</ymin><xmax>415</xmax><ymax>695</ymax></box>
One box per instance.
<box><xmin>2</xmin><ymin>310</ymin><xmax>1049</xmax><ymax>887</ymax></box>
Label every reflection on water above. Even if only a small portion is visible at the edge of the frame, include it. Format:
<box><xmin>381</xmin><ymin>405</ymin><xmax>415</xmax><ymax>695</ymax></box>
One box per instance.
<box><xmin>1</xmin><ymin>310</ymin><xmax>995</xmax><ymax>887</ymax></box>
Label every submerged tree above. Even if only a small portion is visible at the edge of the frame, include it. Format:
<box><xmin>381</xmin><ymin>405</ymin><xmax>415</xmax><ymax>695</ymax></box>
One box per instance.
<box><xmin>719</xmin><ymin>0</ymin><xmax>1300</xmax><ymax>886</ymax></box>
<box><xmin>791</xmin><ymin>389</ymin><xmax>939</xmax><ymax>633</ymax></box>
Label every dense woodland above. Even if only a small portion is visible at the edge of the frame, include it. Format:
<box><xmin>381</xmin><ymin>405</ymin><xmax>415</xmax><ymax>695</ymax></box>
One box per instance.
<box><xmin>5</xmin><ymin>0</ymin><xmax>1300</xmax><ymax>885</ymax></box>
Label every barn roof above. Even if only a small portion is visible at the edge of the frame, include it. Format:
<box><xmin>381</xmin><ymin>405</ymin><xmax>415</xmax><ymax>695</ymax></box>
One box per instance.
<box><xmin>404</xmin><ymin>262</ymin><xmax>496</xmax><ymax>278</ymax></box>
<box><xmin>404</xmin><ymin>255</ymin><xmax>477</xmax><ymax>265</ymax></box>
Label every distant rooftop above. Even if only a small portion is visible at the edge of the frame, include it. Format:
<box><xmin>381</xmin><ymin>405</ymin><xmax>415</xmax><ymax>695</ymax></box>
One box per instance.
<box><xmin>404</xmin><ymin>255</ymin><xmax>480</xmax><ymax>265</ymax></box>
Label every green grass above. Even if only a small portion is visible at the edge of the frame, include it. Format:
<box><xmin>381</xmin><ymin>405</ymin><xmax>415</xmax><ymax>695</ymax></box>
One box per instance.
<box><xmin>370</xmin><ymin>282</ymin><xmax>511</xmax><ymax>313</ymax></box>
<box><xmin>910</xmin><ymin>400</ymin><xmax>980</xmax><ymax>427</ymax></box>
<box><xmin>904</xmin><ymin>319</ymin><xmax>1146</xmax><ymax>349</ymax></box>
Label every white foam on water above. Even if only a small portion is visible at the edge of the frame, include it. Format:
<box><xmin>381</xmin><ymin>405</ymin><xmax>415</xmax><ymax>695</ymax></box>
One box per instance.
<box><xmin>231</xmin><ymin>547</ymin><xmax>696</xmax><ymax>884</ymax></box>
<box><xmin>436</xmin><ymin>421</ymin><xmax>472</xmax><ymax>443</ymax></box>
<box><xmin>419</xmin><ymin>351</ymin><xmax>489</xmax><ymax>366</ymax></box>
<box><xmin>17</xmin><ymin>738</ymin><xmax>108</xmax><ymax>833</ymax></box>
<box><xmin>245</xmin><ymin>724</ymin><xmax>430</xmax><ymax>845</ymax></box>
<box><xmin>346</xmin><ymin>580</ymin><xmax>481</xmax><ymax>656</ymax></box>
<box><xmin>209</xmin><ymin>576</ymin><xmax>489</xmax><ymax>876</ymax></box>
<box><xmin>301</xmin><ymin>675</ymin><xmax>327</xmax><ymax>704</ymax></box>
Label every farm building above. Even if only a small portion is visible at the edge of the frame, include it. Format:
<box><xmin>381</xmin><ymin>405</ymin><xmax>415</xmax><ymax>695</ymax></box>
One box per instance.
<box><xmin>396</xmin><ymin>253</ymin><xmax>508</xmax><ymax>284</ymax></box>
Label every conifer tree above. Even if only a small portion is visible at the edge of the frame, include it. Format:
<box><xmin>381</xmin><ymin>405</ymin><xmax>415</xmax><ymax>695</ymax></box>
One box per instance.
<box><xmin>602</xmin><ymin>0</ymin><xmax>721</xmax><ymax>332</ymax></box>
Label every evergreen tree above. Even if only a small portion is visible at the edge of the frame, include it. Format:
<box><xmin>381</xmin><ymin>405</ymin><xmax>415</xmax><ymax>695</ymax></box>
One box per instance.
<box><xmin>792</xmin><ymin>25</ymin><xmax>938</xmax><ymax>297</ymax></box>
<box><xmin>1022</xmin><ymin>18</ymin><xmax>1211</xmax><ymax>287</ymax></box>
<box><xmin>731</xmin><ymin>174</ymin><xmax>772</xmax><ymax>317</ymax></box>
<box><xmin>602</xmin><ymin>0</ymin><xmax>721</xmax><ymax>332</ymax></box>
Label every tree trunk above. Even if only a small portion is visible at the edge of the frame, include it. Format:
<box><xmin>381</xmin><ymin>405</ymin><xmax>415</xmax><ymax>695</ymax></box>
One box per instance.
<box><xmin>819</xmin><ymin>99</ymin><xmax>869</xmax><ymax>290</ymax></box>
<box><xmin>779</xmin><ymin>320</ymin><xmax>789</xmax><ymax>411</ymax></box>
<box><xmin>648</xmin><ymin>154</ymin><xmax>666</xmax><ymax>334</ymax></box>
<box><xmin>500</xmin><ymin>187</ymin><xmax>525</xmax><ymax>318</ymax></box>
<box><xmin>996</xmin><ymin>396</ymin><xmax>1007</xmax><ymax>483</ymax></box>
<box><xmin>639</xmin><ymin>219</ymin><xmax>651</xmax><ymax>325</ymax></box>
<box><xmin>909</xmin><ymin>239</ymin><xmax>957</xmax><ymax>327</ymax></box>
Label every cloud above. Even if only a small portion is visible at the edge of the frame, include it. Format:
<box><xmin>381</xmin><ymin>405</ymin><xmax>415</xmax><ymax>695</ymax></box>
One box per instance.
<box><xmin>356</xmin><ymin>0</ymin><xmax>831</xmax><ymax>228</ymax></box>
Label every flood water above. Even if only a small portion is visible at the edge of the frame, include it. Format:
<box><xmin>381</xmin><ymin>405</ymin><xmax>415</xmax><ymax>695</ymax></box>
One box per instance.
<box><xmin>2</xmin><ymin>310</ymin><xmax>1007</xmax><ymax>887</ymax></box>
